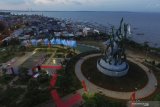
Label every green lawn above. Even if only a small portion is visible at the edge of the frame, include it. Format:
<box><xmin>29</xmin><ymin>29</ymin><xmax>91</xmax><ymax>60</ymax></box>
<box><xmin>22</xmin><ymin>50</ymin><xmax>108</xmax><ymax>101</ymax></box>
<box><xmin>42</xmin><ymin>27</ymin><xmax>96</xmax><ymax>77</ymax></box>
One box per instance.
<box><xmin>82</xmin><ymin>56</ymin><xmax>148</xmax><ymax>92</ymax></box>
<box><xmin>75</xmin><ymin>44</ymin><xmax>98</xmax><ymax>53</ymax></box>
<box><xmin>0</xmin><ymin>45</ymin><xmax>27</xmax><ymax>63</ymax></box>
<box><xmin>54</xmin><ymin>53</ymin><xmax>65</xmax><ymax>58</ymax></box>
<box><xmin>0</xmin><ymin>75</ymin><xmax>15</xmax><ymax>85</ymax></box>
<box><xmin>0</xmin><ymin>87</ymin><xmax>25</xmax><ymax>107</ymax></box>
<box><xmin>0</xmin><ymin>52</ymin><xmax>15</xmax><ymax>63</ymax></box>
<box><xmin>83</xmin><ymin>93</ymin><xmax>126</xmax><ymax>107</ymax></box>
<box><xmin>78</xmin><ymin>40</ymin><xmax>104</xmax><ymax>49</ymax></box>
<box><xmin>13</xmin><ymin>77</ymin><xmax>30</xmax><ymax>85</ymax></box>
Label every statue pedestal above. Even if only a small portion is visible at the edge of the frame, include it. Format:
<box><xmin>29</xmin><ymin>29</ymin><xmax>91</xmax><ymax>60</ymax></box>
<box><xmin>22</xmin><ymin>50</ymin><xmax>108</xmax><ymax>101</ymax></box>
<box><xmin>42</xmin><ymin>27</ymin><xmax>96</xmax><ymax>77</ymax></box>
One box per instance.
<box><xmin>97</xmin><ymin>59</ymin><xmax>129</xmax><ymax>77</ymax></box>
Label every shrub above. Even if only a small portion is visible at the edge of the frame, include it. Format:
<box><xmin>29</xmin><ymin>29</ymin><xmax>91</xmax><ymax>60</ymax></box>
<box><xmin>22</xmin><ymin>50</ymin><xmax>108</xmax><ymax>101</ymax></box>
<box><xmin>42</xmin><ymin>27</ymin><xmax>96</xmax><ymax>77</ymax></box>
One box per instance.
<box><xmin>152</xmin><ymin>60</ymin><xmax>156</xmax><ymax>65</ymax></box>
<box><xmin>156</xmin><ymin>63</ymin><xmax>160</xmax><ymax>68</ymax></box>
<box><xmin>0</xmin><ymin>87</ymin><xmax>24</xmax><ymax>107</ymax></box>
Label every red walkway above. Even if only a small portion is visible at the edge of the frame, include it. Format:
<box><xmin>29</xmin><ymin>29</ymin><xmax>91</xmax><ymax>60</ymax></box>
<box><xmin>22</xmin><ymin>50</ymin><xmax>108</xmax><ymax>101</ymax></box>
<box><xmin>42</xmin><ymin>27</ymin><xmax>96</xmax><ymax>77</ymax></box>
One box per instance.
<box><xmin>49</xmin><ymin>73</ymin><xmax>82</xmax><ymax>107</ymax></box>
<box><xmin>41</xmin><ymin>65</ymin><xmax>62</xmax><ymax>70</ymax></box>
<box><xmin>32</xmin><ymin>65</ymin><xmax>62</xmax><ymax>70</ymax></box>
<box><xmin>51</xmin><ymin>90</ymin><xmax>65</xmax><ymax>107</ymax></box>
<box><xmin>50</xmin><ymin>74</ymin><xmax>58</xmax><ymax>87</ymax></box>
<box><xmin>64</xmin><ymin>93</ymin><xmax>82</xmax><ymax>107</ymax></box>
<box><xmin>51</xmin><ymin>90</ymin><xmax>82</xmax><ymax>107</ymax></box>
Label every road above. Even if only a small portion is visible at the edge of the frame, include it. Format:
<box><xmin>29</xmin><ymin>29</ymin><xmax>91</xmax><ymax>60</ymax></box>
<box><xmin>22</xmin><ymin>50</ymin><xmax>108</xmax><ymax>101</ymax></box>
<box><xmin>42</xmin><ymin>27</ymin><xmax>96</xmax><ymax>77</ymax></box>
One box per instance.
<box><xmin>75</xmin><ymin>53</ymin><xmax>157</xmax><ymax>100</ymax></box>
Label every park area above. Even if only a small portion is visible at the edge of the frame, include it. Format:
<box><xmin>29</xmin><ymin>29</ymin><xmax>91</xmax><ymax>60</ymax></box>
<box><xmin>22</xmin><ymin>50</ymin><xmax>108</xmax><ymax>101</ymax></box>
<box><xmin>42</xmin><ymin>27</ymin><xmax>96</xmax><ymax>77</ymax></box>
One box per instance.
<box><xmin>1</xmin><ymin>43</ymin><xmax>145</xmax><ymax>107</ymax></box>
<box><xmin>20</xmin><ymin>52</ymin><xmax>51</xmax><ymax>69</ymax></box>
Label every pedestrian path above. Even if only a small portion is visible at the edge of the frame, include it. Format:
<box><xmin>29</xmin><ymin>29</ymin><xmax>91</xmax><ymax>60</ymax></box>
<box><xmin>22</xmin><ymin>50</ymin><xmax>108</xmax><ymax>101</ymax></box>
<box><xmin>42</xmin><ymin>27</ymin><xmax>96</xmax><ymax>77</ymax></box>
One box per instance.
<box><xmin>75</xmin><ymin>54</ymin><xmax>158</xmax><ymax>100</ymax></box>
<box><xmin>45</xmin><ymin>52</ymin><xmax>56</xmax><ymax>65</ymax></box>
<box><xmin>49</xmin><ymin>73</ymin><xmax>83</xmax><ymax>107</ymax></box>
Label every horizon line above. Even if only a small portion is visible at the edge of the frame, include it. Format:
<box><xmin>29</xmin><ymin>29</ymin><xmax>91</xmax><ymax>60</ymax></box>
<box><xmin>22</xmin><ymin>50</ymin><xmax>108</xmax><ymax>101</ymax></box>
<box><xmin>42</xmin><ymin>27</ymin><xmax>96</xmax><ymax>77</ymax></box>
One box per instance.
<box><xmin>0</xmin><ymin>9</ymin><xmax>160</xmax><ymax>13</ymax></box>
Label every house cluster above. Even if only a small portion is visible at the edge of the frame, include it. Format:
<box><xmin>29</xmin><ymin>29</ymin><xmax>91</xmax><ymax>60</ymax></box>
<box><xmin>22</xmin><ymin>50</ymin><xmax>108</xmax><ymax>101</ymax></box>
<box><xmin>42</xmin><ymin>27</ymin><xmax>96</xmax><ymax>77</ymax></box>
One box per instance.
<box><xmin>0</xmin><ymin>14</ymin><xmax>101</xmax><ymax>47</ymax></box>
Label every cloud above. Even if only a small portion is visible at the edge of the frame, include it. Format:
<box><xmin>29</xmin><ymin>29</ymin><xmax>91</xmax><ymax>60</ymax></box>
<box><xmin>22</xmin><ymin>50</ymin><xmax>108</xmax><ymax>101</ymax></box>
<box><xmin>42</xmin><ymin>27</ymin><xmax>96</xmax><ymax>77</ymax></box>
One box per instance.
<box><xmin>32</xmin><ymin>0</ymin><xmax>105</xmax><ymax>5</ymax></box>
<box><xmin>1</xmin><ymin>0</ymin><xmax>160</xmax><ymax>12</ymax></box>
<box><xmin>71</xmin><ymin>1</ymin><xmax>82</xmax><ymax>5</ymax></box>
<box><xmin>33</xmin><ymin>0</ymin><xmax>75</xmax><ymax>5</ymax></box>
<box><xmin>33</xmin><ymin>0</ymin><xmax>55</xmax><ymax>4</ymax></box>
<box><xmin>1</xmin><ymin>0</ymin><xmax>27</xmax><ymax>5</ymax></box>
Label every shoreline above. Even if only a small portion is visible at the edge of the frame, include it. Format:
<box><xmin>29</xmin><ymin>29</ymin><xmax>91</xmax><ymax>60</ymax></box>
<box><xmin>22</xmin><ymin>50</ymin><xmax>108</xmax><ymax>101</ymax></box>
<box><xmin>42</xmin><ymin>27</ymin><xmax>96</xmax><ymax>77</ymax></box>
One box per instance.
<box><xmin>77</xmin><ymin>40</ymin><xmax>160</xmax><ymax>61</ymax></box>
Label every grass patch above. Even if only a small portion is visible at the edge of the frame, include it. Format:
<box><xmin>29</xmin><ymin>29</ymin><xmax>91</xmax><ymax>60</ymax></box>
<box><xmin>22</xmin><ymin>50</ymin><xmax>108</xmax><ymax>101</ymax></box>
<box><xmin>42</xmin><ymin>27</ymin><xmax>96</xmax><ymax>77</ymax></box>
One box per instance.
<box><xmin>0</xmin><ymin>87</ymin><xmax>25</xmax><ymax>107</ymax></box>
<box><xmin>56</xmin><ymin>51</ymin><xmax>101</xmax><ymax>97</ymax></box>
<box><xmin>18</xmin><ymin>89</ymin><xmax>51</xmax><ymax>107</ymax></box>
<box><xmin>13</xmin><ymin>77</ymin><xmax>30</xmax><ymax>85</ymax></box>
<box><xmin>54</xmin><ymin>53</ymin><xmax>65</xmax><ymax>58</ymax></box>
<box><xmin>82</xmin><ymin>56</ymin><xmax>148</xmax><ymax>92</ymax></box>
<box><xmin>0</xmin><ymin>52</ymin><xmax>15</xmax><ymax>63</ymax></box>
<box><xmin>16</xmin><ymin>76</ymin><xmax>51</xmax><ymax>107</ymax></box>
<box><xmin>0</xmin><ymin>74</ymin><xmax>15</xmax><ymax>85</ymax></box>
<box><xmin>56</xmin><ymin>68</ymin><xmax>82</xmax><ymax>97</ymax></box>
<box><xmin>75</xmin><ymin>44</ymin><xmax>98</xmax><ymax>53</ymax></box>
<box><xmin>36</xmin><ymin>48</ymin><xmax>56</xmax><ymax>52</ymax></box>
<box><xmin>56</xmin><ymin>48</ymin><xmax>67</xmax><ymax>53</ymax></box>
<box><xmin>83</xmin><ymin>93</ymin><xmax>126</xmax><ymax>107</ymax></box>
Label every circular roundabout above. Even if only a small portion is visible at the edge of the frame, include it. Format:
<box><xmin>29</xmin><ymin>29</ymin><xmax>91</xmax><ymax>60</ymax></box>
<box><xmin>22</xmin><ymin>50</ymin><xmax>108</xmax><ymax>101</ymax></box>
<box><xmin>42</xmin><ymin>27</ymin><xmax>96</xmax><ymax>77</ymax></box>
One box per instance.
<box><xmin>75</xmin><ymin>53</ymin><xmax>157</xmax><ymax>100</ymax></box>
<box><xmin>82</xmin><ymin>55</ymin><xmax>148</xmax><ymax>92</ymax></box>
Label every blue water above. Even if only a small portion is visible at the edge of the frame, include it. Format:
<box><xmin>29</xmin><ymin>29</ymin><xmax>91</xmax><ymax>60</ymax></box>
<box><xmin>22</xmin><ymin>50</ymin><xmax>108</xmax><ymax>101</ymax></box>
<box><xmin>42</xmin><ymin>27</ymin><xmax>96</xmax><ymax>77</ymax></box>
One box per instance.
<box><xmin>11</xmin><ymin>11</ymin><xmax>160</xmax><ymax>47</ymax></box>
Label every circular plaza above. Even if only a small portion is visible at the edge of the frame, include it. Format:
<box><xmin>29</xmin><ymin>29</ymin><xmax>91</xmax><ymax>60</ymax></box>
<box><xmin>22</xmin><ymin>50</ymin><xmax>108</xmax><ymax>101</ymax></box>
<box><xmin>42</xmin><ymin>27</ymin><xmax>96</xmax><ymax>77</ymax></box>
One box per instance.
<box><xmin>75</xmin><ymin>53</ymin><xmax>158</xmax><ymax>100</ymax></box>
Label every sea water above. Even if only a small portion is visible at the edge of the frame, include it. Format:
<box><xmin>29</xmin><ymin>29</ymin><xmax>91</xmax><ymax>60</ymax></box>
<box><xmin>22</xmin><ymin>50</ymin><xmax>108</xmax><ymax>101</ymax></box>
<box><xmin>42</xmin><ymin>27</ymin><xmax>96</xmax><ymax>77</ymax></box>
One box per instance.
<box><xmin>11</xmin><ymin>11</ymin><xmax>160</xmax><ymax>47</ymax></box>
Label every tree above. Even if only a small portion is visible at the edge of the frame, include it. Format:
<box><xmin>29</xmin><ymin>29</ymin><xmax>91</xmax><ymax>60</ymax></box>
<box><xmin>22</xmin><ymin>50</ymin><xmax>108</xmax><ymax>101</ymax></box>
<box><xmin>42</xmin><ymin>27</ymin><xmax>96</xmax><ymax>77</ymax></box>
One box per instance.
<box><xmin>24</xmin><ymin>78</ymin><xmax>42</xmax><ymax>107</ymax></box>
<box><xmin>154</xmin><ymin>94</ymin><xmax>160</xmax><ymax>101</ymax></box>
<box><xmin>156</xmin><ymin>63</ymin><xmax>160</xmax><ymax>68</ymax></box>
<box><xmin>19</xmin><ymin>45</ymin><xmax>27</xmax><ymax>52</ymax></box>
<box><xmin>37</xmin><ymin>70</ymin><xmax>49</xmax><ymax>83</ymax></box>
<box><xmin>19</xmin><ymin>67</ymin><xmax>29</xmax><ymax>81</ymax></box>
<box><xmin>27</xmin><ymin>78</ymin><xmax>39</xmax><ymax>91</ymax></box>
<box><xmin>10</xmin><ymin>38</ymin><xmax>20</xmax><ymax>46</ymax></box>
<box><xmin>0</xmin><ymin>21</ymin><xmax>5</xmax><ymax>32</ymax></box>
<box><xmin>1</xmin><ymin>40</ymin><xmax>8</xmax><ymax>46</ymax></box>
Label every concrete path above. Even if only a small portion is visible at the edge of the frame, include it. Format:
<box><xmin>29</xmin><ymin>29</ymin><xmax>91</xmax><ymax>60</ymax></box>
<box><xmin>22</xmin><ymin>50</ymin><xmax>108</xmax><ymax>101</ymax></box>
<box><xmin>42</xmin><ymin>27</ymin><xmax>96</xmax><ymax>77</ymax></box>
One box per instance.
<box><xmin>11</xmin><ymin>51</ymin><xmax>36</xmax><ymax>68</ymax></box>
<box><xmin>75</xmin><ymin>54</ymin><xmax>157</xmax><ymax>100</ymax></box>
<box><xmin>44</xmin><ymin>52</ymin><xmax>56</xmax><ymax>65</ymax></box>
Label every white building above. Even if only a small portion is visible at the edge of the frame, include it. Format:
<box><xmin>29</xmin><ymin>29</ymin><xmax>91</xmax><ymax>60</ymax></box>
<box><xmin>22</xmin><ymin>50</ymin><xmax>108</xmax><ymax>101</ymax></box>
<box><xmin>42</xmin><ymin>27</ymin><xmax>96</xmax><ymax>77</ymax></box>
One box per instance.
<box><xmin>83</xmin><ymin>27</ymin><xmax>91</xmax><ymax>36</ymax></box>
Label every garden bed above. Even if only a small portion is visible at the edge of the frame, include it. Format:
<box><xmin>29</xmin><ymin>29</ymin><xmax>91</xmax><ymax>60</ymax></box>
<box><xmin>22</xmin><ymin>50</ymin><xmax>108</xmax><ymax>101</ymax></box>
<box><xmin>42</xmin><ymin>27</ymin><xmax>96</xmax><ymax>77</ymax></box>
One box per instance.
<box><xmin>82</xmin><ymin>56</ymin><xmax>148</xmax><ymax>92</ymax></box>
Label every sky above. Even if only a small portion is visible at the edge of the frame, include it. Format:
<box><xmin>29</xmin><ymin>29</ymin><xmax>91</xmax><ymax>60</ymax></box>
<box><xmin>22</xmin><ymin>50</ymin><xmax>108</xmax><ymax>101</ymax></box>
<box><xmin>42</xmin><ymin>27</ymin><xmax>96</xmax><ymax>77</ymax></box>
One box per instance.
<box><xmin>0</xmin><ymin>0</ymin><xmax>160</xmax><ymax>12</ymax></box>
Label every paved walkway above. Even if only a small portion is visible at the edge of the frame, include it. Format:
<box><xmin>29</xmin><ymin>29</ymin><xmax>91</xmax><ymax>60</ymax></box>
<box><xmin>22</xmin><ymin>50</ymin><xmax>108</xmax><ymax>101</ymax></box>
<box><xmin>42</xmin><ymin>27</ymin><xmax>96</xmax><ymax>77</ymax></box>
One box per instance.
<box><xmin>12</xmin><ymin>51</ymin><xmax>37</xmax><ymax>67</ymax></box>
<box><xmin>75</xmin><ymin>54</ymin><xmax>158</xmax><ymax>100</ymax></box>
<box><xmin>44</xmin><ymin>52</ymin><xmax>56</xmax><ymax>65</ymax></box>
